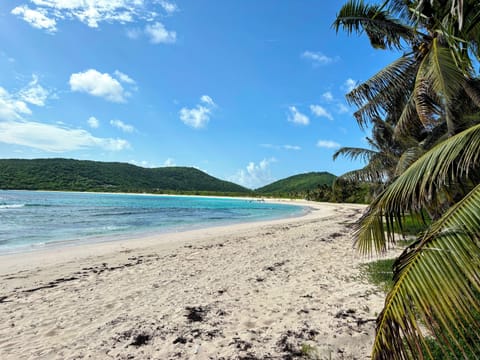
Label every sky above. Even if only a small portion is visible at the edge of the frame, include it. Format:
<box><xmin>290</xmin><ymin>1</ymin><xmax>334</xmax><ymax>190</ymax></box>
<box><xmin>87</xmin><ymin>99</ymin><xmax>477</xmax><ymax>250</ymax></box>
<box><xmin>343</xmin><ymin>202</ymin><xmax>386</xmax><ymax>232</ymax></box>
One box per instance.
<box><xmin>0</xmin><ymin>0</ymin><xmax>399</xmax><ymax>189</ymax></box>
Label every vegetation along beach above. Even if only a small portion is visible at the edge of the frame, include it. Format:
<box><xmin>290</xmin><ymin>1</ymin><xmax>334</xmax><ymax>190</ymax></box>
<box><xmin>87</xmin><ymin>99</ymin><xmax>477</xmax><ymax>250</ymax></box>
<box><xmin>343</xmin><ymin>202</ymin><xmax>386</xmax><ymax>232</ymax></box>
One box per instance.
<box><xmin>1</xmin><ymin>0</ymin><xmax>479</xmax><ymax>359</ymax></box>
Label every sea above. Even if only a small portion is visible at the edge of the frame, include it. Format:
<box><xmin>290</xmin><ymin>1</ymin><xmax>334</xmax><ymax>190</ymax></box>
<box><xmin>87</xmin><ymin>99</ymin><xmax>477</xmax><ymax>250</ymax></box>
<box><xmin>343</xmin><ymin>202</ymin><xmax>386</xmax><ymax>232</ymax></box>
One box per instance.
<box><xmin>0</xmin><ymin>190</ymin><xmax>306</xmax><ymax>254</ymax></box>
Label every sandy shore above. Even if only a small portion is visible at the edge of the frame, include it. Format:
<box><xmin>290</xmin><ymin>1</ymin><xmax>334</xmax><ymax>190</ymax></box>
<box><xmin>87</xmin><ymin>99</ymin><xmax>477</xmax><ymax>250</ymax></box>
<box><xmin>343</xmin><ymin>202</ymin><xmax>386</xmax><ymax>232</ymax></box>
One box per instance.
<box><xmin>0</xmin><ymin>201</ymin><xmax>386</xmax><ymax>359</ymax></box>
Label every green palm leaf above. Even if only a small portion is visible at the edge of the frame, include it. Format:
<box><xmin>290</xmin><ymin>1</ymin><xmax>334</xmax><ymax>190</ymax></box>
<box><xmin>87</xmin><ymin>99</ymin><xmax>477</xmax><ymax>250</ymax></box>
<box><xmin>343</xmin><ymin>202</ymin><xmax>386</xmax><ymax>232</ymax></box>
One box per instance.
<box><xmin>333</xmin><ymin>146</ymin><xmax>378</xmax><ymax>162</ymax></box>
<box><xmin>417</xmin><ymin>38</ymin><xmax>467</xmax><ymax>133</ymax></box>
<box><xmin>372</xmin><ymin>183</ymin><xmax>480</xmax><ymax>359</ymax></box>
<box><xmin>393</xmin><ymin>93</ymin><xmax>424</xmax><ymax>138</ymax></box>
<box><xmin>333</xmin><ymin>0</ymin><xmax>416</xmax><ymax>49</ymax></box>
<box><xmin>355</xmin><ymin>123</ymin><xmax>480</xmax><ymax>255</ymax></box>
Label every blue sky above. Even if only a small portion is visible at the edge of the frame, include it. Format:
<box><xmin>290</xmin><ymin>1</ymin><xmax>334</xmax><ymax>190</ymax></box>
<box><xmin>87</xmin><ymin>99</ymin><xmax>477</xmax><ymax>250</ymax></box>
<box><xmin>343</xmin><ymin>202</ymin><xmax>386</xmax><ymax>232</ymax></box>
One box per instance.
<box><xmin>0</xmin><ymin>0</ymin><xmax>398</xmax><ymax>189</ymax></box>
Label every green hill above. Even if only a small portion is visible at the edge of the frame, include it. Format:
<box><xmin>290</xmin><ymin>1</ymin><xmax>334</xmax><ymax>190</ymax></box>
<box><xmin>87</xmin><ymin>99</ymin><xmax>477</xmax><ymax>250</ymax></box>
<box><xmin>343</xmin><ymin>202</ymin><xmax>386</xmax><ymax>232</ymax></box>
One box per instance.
<box><xmin>0</xmin><ymin>158</ymin><xmax>251</xmax><ymax>195</ymax></box>
<box><xmin>256</xmin><ymin>172</ymin><xmax>336</xmax><ymax>196</ymax></box>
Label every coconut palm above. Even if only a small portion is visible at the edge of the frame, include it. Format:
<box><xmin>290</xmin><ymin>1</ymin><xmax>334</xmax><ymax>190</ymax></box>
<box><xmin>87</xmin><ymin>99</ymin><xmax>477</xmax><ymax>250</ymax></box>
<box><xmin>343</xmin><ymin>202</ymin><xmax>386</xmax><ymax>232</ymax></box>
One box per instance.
<box><xmin>334</xmin><ymin>0</ymin><xmax>480</xmax><ymax>358</ymax></box>
<box><xmin>333</xmin><ymin>0</ymin><xmax>480</xmax><ymax>138</ymax></box>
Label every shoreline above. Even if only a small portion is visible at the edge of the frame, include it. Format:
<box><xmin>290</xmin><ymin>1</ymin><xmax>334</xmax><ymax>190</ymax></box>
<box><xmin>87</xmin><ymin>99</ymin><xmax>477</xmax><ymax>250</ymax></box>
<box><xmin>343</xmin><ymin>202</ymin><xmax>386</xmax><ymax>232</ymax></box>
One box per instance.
<box><xmin>0</xmin><ymin>196</ymin><xmax>309</xmax><ymax>259</ymax></box>
<box><xmin>0</xmin><ymin>199</ymin><xmax>314</xmax><ymax>278</ymax></box>
<box><xmin>0</xmin><ymin>201</ymin><xmax>385</xmax><ymax>359</ymax></box>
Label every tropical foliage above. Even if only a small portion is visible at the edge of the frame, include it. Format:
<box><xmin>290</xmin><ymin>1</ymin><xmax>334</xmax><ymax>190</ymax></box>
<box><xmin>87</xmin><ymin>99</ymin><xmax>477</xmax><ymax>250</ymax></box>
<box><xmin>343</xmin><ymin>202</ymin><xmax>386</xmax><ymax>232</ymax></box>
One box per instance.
<box><xmin>255</xmin><ymin>172</ymin><xmax>335</xmax><ymax>196</ymax></box>
<box><xmin>0</xmin><ymin>158</ymin><xmax>251</xmax><ymax>195</ymax></box>
<box><xmin>334</xmin><ymin>0</ymin><xmax>480</xmax><ymax>358</ymax></box>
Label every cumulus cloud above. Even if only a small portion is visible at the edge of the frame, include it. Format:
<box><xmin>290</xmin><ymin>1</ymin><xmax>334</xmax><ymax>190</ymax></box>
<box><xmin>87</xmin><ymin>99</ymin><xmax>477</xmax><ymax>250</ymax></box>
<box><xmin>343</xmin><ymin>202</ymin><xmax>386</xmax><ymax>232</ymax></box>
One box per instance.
<box><xmin>11</xmin><ymin>0</ymin><xmax>178</xmax><ymax>31</ymax></box>
<box><xmin>322</xmin><ymin>91</ymin><xmax>334</xmax><ymax>102</ymax></box>
<box><xmin>163</xmin><ymin>158</ymin><xmax>176</xmax><ymax>166</ymax></box>
<box><xmin>179</xmin><ymin>95</ymin><xmax>216</xmax><ymax>129</ymax></box>
<box><xmin>317</xmin><ymin>140</ymin><xmax>341</xmax><ymax>149</ymax></box>
<box><xmin>343</xmin><ymin>78</ymin><xmax>357</xmax><ymax>93</ymax></box>
<box><xmin>200</xmin><ymin>95</ymin><xmax>215</xmax><ymax>106</ymax></box>
<box><xmin>0</xmin><ymin>120</ymin><xmax>130</xmax><ymax>152</ymax></box>
<box><xmin>159</xmin><ymin>1</ymin><xmax>178</xmax><ymax>14</ymax></box>
<box><xmin>70</xmin><ymin>69</ymin><xmax>128</xmax><ymax>103</ymax></box>
<box><xmin>287</xmin><ymin>106</ymin><xmax>309</xmax><ymax>125</ymax></box>
<box><xmin>231</xmin><ymin>158</ymin><xmax>276</xmax><ymax>189</ymax></box>
<box><xmin>145</xmin><ymin>22</ymin><xmax>176</xmax><ymax>44</ymax></box>
<box><xmin>87</xmin><ymin>116</ymin><xmax>100</xmax><ymax>128</ymax></box>
<box><xmin>18</xmin><ymin>75</ymin><xmax>50</xmax><ymax>106</ymax></box>
<box><xmin>310</xmin><ymin>104</ymin><xmax>333</xmax><ymax>121</ymax></box>
<box><xmin>11</xmin><ymin>5</ymin><xmax>57</xmax><ymax>33</ymax></box>
<box><xmin>110</xmin><ymin>119</ymin><xmax>135</xmax><ymax>133</ymax></box>
<box><xmin>302</xmin><ymin>51</ymin><xmax>336</xmax><ymax>66</ymax></box>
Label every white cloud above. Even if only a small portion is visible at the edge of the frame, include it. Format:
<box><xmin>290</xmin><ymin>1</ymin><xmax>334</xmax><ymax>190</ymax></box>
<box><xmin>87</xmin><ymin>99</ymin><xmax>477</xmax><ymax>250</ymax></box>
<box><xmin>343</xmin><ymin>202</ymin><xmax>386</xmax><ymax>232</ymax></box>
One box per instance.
<box><xmin>159</xmin><ymin>1</ymin><xmax>178</xmax><ymax>14</ymax></box>
<box><xmin>69</xmin><ymin>69</ymin><xmax>127</xmax><ymax>103</ymax></box>
<box><xmin>288</xmin><ymin>106</ymin><xmax>309</xmax><ymax>125</ymax></box>
<box><xmin>200</xmin><ymin>95</ymin><xmax>216</xmax><ymax>107</ymax></box>
<box><xmin>343</xmin><ymin>78</ymin><xmax>357</xmax><ymax>93</ymax></box>
<box><xmin>12</xmin><ymin>5</ymin><xmax>57</xmax><ymax>33</ymax></box>
<box><xmin>179</xmin><ymin>95</ymin><xmax>216</xmax><ymax>129</ymax></box>
<box><xmin>0</xmin><ymin>82</ymin><xmax>128</xmax><ymax>152</ymax></box>
<box><xmin>18</xmin><ymin>75</ymin><xmax>50</xmax><ymax>106</ymax></box>
<box><xmin>302</xmin><ymin>51</ymin><xmax>336</xmax><ymax>66</ymax></box>
<box><xmin>87</xmin><ymin>116</ymin><xmax>100</xmax><ymax>128</ymax></box>
<box><xmin>261</xmin><ymin>143</ymin><xmax>301</xmax><ymax>151</ymax></box>
<box><xmin>337</xmin><ymin>103</ymin><xmax>349</xmax><ymax>114</ymax></box>
<box><xmin>129</xmin><ymin>159</ymin><xmax>157</xmax><ymax>168</ymax></box>
<box><xmin>317</xmin><ymin>140</ymin><xmax>341</xmax><ymax>149</ymax></box>
<box><xmin>310</xmin><ymin>104</ymin><xmax>333</xmax><ymax>121</ymax></box>
<box><xmin>0</xmin><ymin>120</ymin><xmax>130</xmax><ymax>152</ymax></box>
<box><xmin>126</xmin><ymin>28</ymin><xmax>142</xmax><ymax>39</ymax></box>
<box><xmin>283</xmin><ymin>145</ymin><xmax>301</xmax><ymax>151</ymax></box>
<box><xmin>231</xmin><ymin>158</ymin><xmax>276</xmax><ymax>189</ymax></box>
<box><xmin>110</xmin><ymin>119</ymin><xmax>135</xmax><ymax>133</ymax></box>
<box><xmin>0</xmin><ymin>87</ymin><xmax>32</xmax><ymax>121</ymax></box>
<box><xmin>114</xmin><ymin>70</ymin><xmax>135</xmax><ymax>84</ymax></box>
<box><xmin>12</xmin><ymin>0</ymin><xmax>176</xmax><ymax>30</ymax></box>
<box><xmin>145</xmin><ymin>22</ymin><xmax>176</xmax><ymax>44</ymax></box>
<box><xmin>322</xmin><ymin>91</ymin><xmax>334</xmax><ymax>102</ymax></box>
<box><xmin>163</xmin><ymin>158</ymin><xmax>176</xmax><ymax>166</ymax></box>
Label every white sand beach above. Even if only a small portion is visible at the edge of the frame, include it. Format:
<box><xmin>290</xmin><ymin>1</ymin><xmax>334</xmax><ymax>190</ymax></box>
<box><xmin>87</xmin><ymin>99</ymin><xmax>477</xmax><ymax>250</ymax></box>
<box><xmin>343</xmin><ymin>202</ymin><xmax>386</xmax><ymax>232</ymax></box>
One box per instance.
<box><xmin>0</xmin><ymin>201</ymin><xmax>387</xmax><ymax>359</ymax></box>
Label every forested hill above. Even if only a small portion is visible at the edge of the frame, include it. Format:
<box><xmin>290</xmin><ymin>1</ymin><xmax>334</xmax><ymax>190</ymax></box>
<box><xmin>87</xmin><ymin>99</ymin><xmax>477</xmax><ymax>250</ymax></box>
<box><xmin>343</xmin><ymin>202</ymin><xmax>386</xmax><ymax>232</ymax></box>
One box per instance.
<box><xmin>0</xmin><ymin>158</ymin><xmax>251</xmax><ymax>194</ymax></box>
<box><xmin>255</xmin><ymin>172</ymin><xmax>336</xmax><ymax>196</ymax></box>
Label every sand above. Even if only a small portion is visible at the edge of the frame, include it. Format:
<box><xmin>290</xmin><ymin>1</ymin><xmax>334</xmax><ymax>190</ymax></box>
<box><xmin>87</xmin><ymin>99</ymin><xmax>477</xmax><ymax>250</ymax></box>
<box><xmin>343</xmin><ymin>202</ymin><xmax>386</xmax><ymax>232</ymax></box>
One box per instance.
<box><xmin>0</xmin><ymin>201</ymin><xmax>388</xmax><ymax>359</ymax></box>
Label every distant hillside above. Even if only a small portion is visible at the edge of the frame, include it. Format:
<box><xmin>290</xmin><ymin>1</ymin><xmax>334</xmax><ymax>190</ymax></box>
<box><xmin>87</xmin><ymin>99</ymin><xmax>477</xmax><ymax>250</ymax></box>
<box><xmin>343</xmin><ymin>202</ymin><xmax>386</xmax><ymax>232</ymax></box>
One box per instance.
<box><xmin>256</xmin><ymin>172</ymin><xmax>336</xmax><ymax>195</ymax></box>
<box><xmin>0</xmin><ymin>158</ymin><xmax>251</xmax><ymax>194</ymax></box>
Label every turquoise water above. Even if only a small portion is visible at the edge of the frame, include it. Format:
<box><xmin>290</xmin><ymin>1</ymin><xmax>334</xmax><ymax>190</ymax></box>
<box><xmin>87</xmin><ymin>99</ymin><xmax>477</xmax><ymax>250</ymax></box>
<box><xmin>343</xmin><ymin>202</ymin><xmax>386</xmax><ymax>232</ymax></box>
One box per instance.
<box><xmin>0</xmin><ymin>190</ymin><xmax>305</xmax><ymax>253</ymax></box>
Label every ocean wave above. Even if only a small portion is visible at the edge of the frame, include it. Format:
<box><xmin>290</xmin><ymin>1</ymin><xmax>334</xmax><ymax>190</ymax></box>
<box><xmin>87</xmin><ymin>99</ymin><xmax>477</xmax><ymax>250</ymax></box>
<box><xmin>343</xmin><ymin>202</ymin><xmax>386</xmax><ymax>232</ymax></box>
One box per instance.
<box><xmin>0</xmin><ymin>203</ymin><xmax>25</xmax><ymax>209</ymax></box>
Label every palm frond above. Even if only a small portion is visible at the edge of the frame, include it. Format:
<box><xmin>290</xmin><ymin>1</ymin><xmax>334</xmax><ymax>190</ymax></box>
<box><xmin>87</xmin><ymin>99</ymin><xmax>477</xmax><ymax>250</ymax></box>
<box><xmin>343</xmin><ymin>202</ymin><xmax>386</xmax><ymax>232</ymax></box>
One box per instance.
<box><xmin>463</xmin><ymin>78</ymin><xmax>480</xmax><ymax>107</ymax></box>
<box><xmin>394</xmin><ymin>93</ymin><xmax>424</xmax><ymax>138</ymax></box>
<box><xmin>421</xmin><ymin>38</ymin><xmax>467</xmax><ymax>133</ymax></box>
<box><xmin>394</xmin><ymin>146</ymin><xmax>425</xmax><ymax>176</ymax></box>
<box><xmin>413</xmin><ymin>74</ymin><xmax>442</xmax><ymax>126</ymax></box>
<box><xmin>425</xmin><ymin>38</ymin><xmax>466</xmax><ymax>100</ymax></box>
<box><xmin>355</xmin><ymin>122</ymin><xmax>480</xmax><ymax>255</ymax></box>
<box><xmin>372</xmin><ymin>183</ymin><xmax>480</xmax><ymax>359</ymax></box>
<box><xmin>347</xmin><ymin>54</ymin><xmax>417</xmax><ymax>109</ymax></box>
<box><xmin>333</xmin><ymin>146</ymin><xmax>378</xmax><ymax>162</ymax></box>
<box><xmin>333</xmin><ymin>0</ymin><xmax>416</xmax><ymax>49</ymax></box>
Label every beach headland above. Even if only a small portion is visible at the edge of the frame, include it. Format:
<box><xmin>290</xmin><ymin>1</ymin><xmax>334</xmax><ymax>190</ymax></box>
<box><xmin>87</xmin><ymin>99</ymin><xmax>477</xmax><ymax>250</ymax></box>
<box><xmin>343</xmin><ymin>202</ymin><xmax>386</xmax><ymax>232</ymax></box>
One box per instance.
<box><xmin>0</xmin><ymin>201</ymin><xmax>386</xmax><ymax>359</ymax></box>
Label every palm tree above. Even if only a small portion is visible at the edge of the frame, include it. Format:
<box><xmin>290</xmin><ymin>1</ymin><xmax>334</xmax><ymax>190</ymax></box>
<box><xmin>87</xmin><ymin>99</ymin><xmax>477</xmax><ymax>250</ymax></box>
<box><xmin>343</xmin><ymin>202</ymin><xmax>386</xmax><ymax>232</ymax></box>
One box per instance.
<box><xmin>333</xmin><ymin>0</ymin><xmax>480</xmax><ymax>138</ymax></box>
<box><xmin>334</xmin><ymin>0</ymin><xmax>480</xmax><ymax>358</ymax></box>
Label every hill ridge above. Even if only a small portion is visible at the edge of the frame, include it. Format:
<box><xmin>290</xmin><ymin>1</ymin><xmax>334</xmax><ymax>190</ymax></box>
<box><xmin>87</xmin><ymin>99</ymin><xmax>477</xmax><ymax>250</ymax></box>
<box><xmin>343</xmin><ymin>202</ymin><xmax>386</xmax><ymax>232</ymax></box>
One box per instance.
<box><xmin>0</xmin><ymin>158</ymin><xmax>250</xmax><ymax>195</ymax></box>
